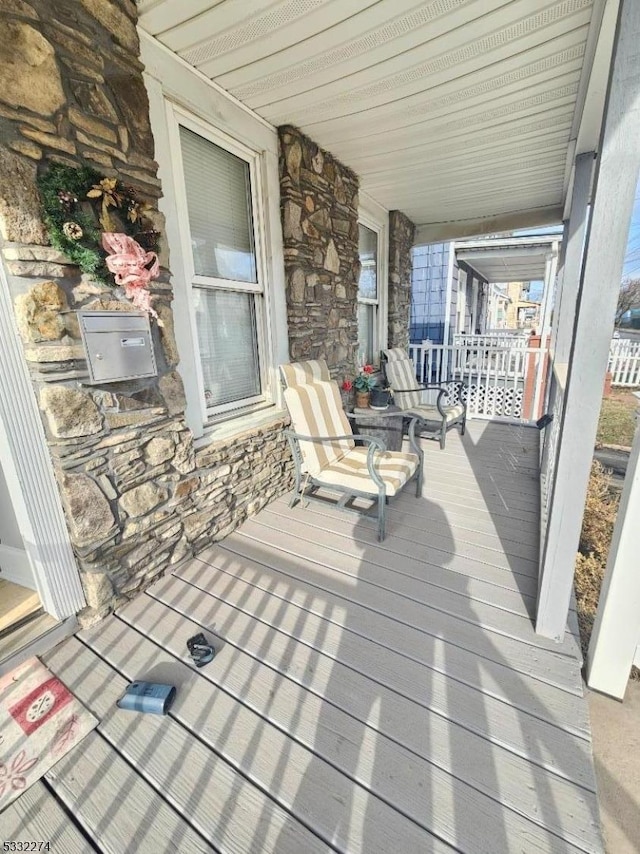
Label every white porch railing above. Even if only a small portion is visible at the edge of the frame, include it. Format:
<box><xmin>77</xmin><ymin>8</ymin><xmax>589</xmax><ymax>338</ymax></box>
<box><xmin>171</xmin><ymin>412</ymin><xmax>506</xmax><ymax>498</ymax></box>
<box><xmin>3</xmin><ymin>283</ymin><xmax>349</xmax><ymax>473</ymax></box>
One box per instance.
<box><xmin>608</xmin><ymin>338</ymin><xmax>640</xmax><ymax>387</ymax></box>
<box><xmin>452</xmin><ymin>331</ymin><xmax>530</xmax><ymax>349</ymax></box>
<box><xmin>409</xmin><ymin>339</ymin><xmax>547</xmax><ymax>423</ymax></box>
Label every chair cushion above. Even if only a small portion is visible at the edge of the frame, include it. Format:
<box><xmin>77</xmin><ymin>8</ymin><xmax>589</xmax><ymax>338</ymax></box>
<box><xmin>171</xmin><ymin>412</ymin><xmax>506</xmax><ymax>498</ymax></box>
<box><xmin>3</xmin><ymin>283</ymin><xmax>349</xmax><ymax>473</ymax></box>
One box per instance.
<box><xmin>314</xmin><ymin>446</ymin><xmax>419</xmax><ymax>497</ymax></box>
<box><xmin>280</xmin><ymin>360</ymin><xmax>331</xmax><ymax>388</ymax></box>
<box><xmin>406</xmin><ymin>403</ymin><xmax>465</xmax><ymax>423</ymax></box>
<box><xmin>284</xmin><ymin>380</ymin><xmax>354</xmax><ymax>476</ymax></box>
<box><xmin>382</xmin><ymin>349</ymin><xmax>422</xmax><ymax>410</ymax></box>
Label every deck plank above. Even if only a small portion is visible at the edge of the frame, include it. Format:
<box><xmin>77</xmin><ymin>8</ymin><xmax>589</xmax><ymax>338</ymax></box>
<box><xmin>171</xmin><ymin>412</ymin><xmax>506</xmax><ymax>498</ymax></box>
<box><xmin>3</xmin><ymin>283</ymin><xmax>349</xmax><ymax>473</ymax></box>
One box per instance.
<box><xmin>44</xmin><ymin>731</ymin><xmax>212</xmax><ymax>854</ymax></box>
<box><xmin>264</xmin><ymin>499</ymin><xmax>540</xmax><ymax>577</ymax></box>
<box><xmin>81</xmin><ymin>607</ymin><xmax>456</xmax><ymax>854</ymax></box>
<box><xmin>156</xmin><ymin>567</ymin><xmax>599</xmax><ymax>797</ymax></box>
<box><xmin>222</xmin><ymin>527</ymin><xmax>584</xmax><ymax>684</ymax></box>
<box><xmin>117</xmin><ymin>590</ymin><xmax>596</xmax><ymax>854</ymax></box>
<box><xmin>0</xmin><ymin>782</ymin><xmax>94</xmax><ymax>853</ymax></box>
<box><xmin>172</xmin><ymin>551</ymin><xmax>593</xmax><ymax>748</ymax></box>
<box><xmin>43</xmin><ymin>637</ymin><xmax>328</xmax><ymax>854</ymax></box>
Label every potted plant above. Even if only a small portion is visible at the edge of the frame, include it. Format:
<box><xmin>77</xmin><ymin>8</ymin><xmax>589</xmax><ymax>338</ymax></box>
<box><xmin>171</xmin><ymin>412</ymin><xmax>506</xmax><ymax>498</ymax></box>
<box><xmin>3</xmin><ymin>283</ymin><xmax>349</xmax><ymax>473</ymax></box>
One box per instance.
<box><xmin>370</xmin><ymin>383</ymin><xmax>391</xmax><ymax>410</ymax></box>
<box><xmin>352</xmin><ymin>365</ymin><xmax>375</xmax><ymax>408</ymax></box>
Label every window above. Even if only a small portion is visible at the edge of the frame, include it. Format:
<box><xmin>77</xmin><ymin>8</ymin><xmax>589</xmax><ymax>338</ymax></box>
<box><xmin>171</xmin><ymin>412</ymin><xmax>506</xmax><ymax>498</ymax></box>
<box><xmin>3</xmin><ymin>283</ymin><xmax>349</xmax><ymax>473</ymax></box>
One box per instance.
<box><xmin>357</xmin><ymin>223</ymin><xmax>379</xmax><ymax>365</ymax></box>
<box><xmin>176</xmin><ymin>121</ymin><xmax>266</xmax><ymax>417</ymax></box>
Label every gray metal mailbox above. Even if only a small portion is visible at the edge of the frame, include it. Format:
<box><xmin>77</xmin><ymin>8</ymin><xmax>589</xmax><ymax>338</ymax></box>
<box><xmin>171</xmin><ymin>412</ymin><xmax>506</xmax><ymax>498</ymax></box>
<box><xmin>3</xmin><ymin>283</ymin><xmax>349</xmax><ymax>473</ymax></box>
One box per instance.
<box><xmin>77</xmin><ymin>310</ymin><xmax>157</xmax><ymax>384</ymax></box>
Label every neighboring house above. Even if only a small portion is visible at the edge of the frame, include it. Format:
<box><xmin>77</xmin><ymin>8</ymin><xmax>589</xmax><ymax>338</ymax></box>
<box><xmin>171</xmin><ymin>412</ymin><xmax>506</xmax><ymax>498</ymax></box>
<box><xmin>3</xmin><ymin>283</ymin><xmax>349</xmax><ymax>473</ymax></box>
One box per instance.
<box><xmin>411</xmin><ymin>236</ymin><xmax>551</xmax><ymax>344</ymax></box>
<box><xmin>411</xmin><ymin>242</ymin><xmax>488</xmax><ymax>344</ymax></box>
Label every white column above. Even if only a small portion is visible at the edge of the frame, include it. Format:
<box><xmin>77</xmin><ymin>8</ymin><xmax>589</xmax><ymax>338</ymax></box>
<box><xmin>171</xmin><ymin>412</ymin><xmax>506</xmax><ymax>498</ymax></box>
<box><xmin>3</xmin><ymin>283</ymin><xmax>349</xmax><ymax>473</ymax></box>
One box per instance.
<box><xmin>532</xmin><ymin>247</ymin><xmax>558</xmax><ymax>418</ymax></box>
<box><xmin>536</xmin><ymin>0</ymin><xmax>640</xmax><ymax>640</ymax></box>
<box><xmin>587</xmin><ymin>397</ymin><xmax>640</xmax><ymax>699</ymax></box>
<box><xmin>471</xmin><ymin>278</ymin><xmax>479</xmax><ymax>333</ymax></box>
<box><xmin>552</xmin><ymin>153</ymin><xmax>594</xmax><ymax>365</ymax></box>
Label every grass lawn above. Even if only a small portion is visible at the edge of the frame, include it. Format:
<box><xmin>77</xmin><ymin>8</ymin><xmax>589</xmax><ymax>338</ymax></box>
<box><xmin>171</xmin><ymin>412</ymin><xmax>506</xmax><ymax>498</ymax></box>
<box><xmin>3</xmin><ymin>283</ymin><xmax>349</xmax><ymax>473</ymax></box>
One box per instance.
<box><xmin>596</xmin><ymin>388</ymin><xmax>638</xmax><ymax>448</ymax></box>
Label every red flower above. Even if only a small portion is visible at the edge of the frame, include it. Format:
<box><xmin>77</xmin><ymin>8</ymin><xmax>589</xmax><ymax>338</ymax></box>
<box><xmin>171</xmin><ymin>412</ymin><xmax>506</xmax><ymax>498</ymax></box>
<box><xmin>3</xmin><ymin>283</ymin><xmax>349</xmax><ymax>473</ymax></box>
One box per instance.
<box><xmin>341</xmin><ymin>379</ymin><xmax>353</xmax><ymax>391</ymax></box>
<box><xmin>363</xmin><ymin>365</ymin><xmax>374</xmax><ymax>374</ymax></box>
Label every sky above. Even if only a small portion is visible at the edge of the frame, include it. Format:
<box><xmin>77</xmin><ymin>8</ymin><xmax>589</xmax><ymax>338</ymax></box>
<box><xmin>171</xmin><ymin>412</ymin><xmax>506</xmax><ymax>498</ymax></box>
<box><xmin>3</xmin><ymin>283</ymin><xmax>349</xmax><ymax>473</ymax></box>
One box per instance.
<box><xmin>622</xmin><ymin>181</ymin><xmax>640</xmax><ymax>280</ymax></box>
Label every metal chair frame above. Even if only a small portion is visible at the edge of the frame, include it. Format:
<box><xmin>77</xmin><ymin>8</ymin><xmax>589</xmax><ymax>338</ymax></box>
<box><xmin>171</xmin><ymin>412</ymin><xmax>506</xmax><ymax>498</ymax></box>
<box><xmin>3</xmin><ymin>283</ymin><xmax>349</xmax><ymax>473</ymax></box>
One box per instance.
<box><xmin>381</xmin><ymin>353</ymin><xmax>468</xmax><ymax>450</ymax></box>
<box><xmin>284</xmin><ymin>414</ymin><xmax>423</xmax><ymax>542</ymax></box>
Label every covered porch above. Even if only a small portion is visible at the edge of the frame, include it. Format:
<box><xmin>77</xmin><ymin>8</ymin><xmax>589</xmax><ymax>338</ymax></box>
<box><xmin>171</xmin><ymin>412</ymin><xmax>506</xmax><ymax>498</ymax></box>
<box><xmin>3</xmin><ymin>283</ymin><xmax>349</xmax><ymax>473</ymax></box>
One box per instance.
<box><xmin>6</xmin><ymin>423</ymin><xmax>602</xmax><ymax>853</ymax></box>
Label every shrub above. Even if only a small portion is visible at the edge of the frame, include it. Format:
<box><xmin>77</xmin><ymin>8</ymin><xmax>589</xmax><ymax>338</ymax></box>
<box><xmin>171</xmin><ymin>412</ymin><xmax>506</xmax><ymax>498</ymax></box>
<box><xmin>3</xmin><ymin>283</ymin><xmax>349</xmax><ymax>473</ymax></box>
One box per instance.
<box><xmin>574</xmin><ymin>461</ymin><xmax>619</xmax><ymax>658</ymax></box>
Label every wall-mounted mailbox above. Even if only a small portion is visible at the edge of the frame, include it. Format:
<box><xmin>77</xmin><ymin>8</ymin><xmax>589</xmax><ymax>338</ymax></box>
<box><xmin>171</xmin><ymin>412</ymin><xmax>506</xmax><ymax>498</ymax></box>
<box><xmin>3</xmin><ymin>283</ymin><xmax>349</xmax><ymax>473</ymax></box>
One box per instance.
<box><xmin>77</xmin><ymin>310</ymin><xmax>157</xmax><ymax>384</ymax></box>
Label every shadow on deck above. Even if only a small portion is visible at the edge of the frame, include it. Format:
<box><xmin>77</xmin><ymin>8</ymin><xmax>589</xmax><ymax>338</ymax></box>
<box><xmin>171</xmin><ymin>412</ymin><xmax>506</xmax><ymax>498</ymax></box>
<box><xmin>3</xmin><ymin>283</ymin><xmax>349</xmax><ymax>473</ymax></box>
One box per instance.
<box><xmin>13</xmin><ymin>421</ymin><xmax>602</xmax><ymax>853</ymax></box>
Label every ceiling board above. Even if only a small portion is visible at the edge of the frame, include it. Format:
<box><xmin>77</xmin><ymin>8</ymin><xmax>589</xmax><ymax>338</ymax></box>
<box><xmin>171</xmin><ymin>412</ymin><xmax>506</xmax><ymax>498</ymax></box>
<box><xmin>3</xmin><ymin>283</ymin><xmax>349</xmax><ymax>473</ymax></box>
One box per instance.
<box><xmin>138</xmin><ymin>0</ymin><xmax>607</xmax><ymax>235</ymax></box>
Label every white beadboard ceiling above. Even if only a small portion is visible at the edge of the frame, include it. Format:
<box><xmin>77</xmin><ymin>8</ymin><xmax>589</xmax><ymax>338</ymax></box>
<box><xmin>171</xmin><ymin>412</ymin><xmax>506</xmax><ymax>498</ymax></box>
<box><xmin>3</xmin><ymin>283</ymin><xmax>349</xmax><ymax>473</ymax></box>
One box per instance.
<box><xmin>137</xmin><ymin>0</ymin><xmax>615</xmax><ymax>239</ymax></box>
<box><xmin>456</xmin><ymin>236</ymin><xmax>559</xmax><ymax>281</ymax></box>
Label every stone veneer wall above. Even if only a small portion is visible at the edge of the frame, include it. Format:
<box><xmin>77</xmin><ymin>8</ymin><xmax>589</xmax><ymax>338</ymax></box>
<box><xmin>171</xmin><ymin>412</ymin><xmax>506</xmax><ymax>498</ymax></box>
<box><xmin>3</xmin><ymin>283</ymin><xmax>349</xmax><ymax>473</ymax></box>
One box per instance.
<box><xmin>387</xmin><ymin>210</ymin><xmax>416</xmax><ymax>351</ymax></box>
<box><xmin>0</xmin><ymin>0</ymin><xmax>292</xmax><ymax>624</ymax></box>
<box><xmin>278</xmin><ymin>125</ymin><xmax>360</xmax><ymax>379</ymax></box>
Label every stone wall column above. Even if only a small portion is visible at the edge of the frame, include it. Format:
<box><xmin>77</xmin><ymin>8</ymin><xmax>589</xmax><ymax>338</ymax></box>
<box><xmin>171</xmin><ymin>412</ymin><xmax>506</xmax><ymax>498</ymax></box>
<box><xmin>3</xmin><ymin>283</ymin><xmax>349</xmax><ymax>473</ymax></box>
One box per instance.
<box><xmin>387</xmin><ymin>210</ymin><xmax>416</xmax><ymax>352</ymax></box>
<box><xmin>278</xmin><ymin>125</ymin><xmax>360</xmax><ymax>380</ymax></box>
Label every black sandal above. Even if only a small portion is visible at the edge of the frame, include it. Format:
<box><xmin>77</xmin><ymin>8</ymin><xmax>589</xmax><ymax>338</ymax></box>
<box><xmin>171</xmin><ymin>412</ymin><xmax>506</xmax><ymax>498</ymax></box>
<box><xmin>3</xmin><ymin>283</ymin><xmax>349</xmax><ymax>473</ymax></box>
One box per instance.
<box><xmin>187</xmin><ymin>632</ymin><xmax>215</xmax><ymax>667</ymax></box>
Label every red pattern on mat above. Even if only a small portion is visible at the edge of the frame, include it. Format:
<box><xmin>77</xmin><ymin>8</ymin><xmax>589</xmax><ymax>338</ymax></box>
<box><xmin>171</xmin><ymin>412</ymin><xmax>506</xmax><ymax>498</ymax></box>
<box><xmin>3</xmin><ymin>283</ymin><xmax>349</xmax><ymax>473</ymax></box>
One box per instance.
<box><xmin>9</xmin><ymin>676</ymin><xmax>73</xmax><ymax>736</ymax></box>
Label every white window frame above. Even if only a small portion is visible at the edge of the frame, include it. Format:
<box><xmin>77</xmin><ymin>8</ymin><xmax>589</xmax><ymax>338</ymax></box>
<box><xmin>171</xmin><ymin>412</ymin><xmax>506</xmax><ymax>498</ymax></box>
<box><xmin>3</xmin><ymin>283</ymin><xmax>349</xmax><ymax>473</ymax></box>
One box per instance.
<box><xmin>141</xmin><ymin>33</ymin><xmax>289</xmax><ymax>442</ymax></box>
<box><xmin>167</xmin><ymin>106</ymin><xmax>269</xmax><ymax>421</ymax></box>
<box><xmin>358</xmin><ymin>195</ymin><xmax>389</xmax><ymax>366</ymax></box>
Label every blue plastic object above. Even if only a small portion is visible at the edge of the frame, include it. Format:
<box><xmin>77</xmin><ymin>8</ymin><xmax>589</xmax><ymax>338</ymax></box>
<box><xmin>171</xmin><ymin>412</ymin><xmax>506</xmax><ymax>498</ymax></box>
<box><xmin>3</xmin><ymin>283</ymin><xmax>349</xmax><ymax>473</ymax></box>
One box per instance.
<box><xmin>116</xmin><ymin>681</ymin><xmax>176</xmax><ymax>715</ymax></box>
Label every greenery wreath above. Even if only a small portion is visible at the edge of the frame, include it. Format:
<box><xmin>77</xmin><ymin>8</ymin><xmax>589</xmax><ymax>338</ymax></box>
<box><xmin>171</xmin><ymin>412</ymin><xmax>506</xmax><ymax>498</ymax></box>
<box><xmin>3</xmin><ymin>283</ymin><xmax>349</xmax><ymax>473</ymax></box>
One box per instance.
<box><xmin>37</xmin><ymin>163</ymin><xmax>160</xmax><ymax>285</ymax></box>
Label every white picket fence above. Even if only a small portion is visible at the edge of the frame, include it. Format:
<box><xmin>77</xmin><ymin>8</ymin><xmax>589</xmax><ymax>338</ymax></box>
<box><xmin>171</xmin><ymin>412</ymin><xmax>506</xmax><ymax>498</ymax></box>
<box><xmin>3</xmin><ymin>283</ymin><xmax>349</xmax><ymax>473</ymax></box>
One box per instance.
<box><xmin>609</xmin><ymin>338</ymin><xmax>640</xmax><ymax>387</ymax></box>
<box><xmin>409</xmin><ymin>339</ymin><xmax>546</xmax><ymax>423</ymax></box>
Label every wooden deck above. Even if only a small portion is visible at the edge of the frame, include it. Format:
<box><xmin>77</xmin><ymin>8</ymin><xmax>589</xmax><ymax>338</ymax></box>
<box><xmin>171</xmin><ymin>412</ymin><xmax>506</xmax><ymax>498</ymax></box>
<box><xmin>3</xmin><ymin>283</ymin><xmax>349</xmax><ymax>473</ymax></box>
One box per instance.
<box><xmin>10</xmin><ymin>422</ymin><xmax>602</xmax><ymax>853</ymax></box>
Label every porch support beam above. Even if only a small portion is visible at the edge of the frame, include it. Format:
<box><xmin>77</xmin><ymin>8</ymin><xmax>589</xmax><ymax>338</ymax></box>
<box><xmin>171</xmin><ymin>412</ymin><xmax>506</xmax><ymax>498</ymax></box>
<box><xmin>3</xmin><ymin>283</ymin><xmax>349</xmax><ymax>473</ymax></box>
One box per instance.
<box><xmin>536</xmin><ymin>0</ymin><xmax>640</xmax><ymax>640</ymax></box>
<box><xmin>415</xmin><ymin>205</ymin><xmax>564</xmax><ymax>244</ymax></box>
<box><xmin>587</xmin><ymin>399</ymin><xmax>640</xmax><ymax>699</ymax></box>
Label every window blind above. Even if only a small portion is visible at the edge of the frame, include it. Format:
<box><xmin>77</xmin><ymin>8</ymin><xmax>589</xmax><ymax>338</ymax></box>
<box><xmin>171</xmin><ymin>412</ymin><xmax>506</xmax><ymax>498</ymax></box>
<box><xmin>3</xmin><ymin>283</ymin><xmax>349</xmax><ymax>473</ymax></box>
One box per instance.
<box><xmin>358</xmin><ymin>303</ymin><xmax>375</xmax><ymax>366</ymax></box>
<box><xmin>358</xmin><ymin>224</ymin><xmax>378</xmax><ymax>300</ymax></box>
<box><xmin>193</xmin><ymin>288</ymin><xmax>261</xmax><ymax>408</ymax></box>
<box><xmin>180</xmin><ymin>126</ymin><xmax>257</xmax><ymax>283</ymax></box>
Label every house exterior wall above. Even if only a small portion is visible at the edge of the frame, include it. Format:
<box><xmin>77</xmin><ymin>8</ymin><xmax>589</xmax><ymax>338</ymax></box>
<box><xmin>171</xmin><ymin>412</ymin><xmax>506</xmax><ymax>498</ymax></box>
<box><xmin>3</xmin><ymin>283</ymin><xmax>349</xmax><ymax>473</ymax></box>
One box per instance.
<box><xmin>410</xmin><ymin>242</ymin><xmax>458</xmax><ymax>344</ymax></box>
<box><xmin>0</xmin><ymin>0</ymin><xmax>292</xmax><ymax>625</ymax></box>
<box><xmin>0</xmin><ymin>2</ymin><xmax>416</xmax><ymax>628</ymax></box>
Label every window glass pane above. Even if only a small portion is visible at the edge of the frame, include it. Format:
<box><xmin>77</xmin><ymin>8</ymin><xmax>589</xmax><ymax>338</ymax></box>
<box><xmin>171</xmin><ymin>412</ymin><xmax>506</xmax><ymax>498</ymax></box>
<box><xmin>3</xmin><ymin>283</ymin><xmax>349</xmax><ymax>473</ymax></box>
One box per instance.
<box><xmin>180</xmin><ymin>126</ymin><xmax>257</xmax><ymax>283</ymax></box>
<box><xmin>358</xmin><ymin>224</ymin><xmax>378</xmax><ymax>299</ymax></box>
<box><xmin>194</xmin><ymin>288</ymin><xmax>261</xmax><ymax>408</ymax></box>
<box><xmin>357</xmin><ymin>303</ymin><xmax>375</xmax><ymax>366</ymax></box>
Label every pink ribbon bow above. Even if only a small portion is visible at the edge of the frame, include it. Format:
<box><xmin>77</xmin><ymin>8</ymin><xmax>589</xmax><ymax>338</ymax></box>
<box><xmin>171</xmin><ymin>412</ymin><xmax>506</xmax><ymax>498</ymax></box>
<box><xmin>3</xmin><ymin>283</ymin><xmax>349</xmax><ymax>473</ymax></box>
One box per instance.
<box><xmin>102</xmin><ymin>233</ymin><xmax>160</xmax><ymax>318</ymax></box>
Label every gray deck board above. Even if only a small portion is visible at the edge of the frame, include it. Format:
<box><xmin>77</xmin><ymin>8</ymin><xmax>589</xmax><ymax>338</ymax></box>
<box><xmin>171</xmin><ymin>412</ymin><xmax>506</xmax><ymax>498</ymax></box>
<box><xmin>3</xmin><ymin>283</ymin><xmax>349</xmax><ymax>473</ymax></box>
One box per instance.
<box><xmin>10</xmin><ymin>421</ymin><xmax>602</xmax><ymax>853</ymax></box>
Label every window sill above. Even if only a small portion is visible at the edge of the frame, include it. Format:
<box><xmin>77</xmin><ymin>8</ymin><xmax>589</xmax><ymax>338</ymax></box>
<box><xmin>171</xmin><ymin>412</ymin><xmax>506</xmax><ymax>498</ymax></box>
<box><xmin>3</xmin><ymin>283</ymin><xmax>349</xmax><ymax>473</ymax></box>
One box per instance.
<box><xmin>194</xmin><ymin>404</ymin><xmax>289</xmax><ymax>450</ymax></box>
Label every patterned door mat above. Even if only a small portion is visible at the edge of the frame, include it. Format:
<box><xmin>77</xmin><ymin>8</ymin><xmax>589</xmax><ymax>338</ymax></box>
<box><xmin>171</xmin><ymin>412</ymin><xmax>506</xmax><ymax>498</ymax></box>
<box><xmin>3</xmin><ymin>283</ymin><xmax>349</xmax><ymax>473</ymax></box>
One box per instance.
<box><xmin>0</xmin><ymin>657</ymin><xmax>97</xmax><ymax>812</ymax></box>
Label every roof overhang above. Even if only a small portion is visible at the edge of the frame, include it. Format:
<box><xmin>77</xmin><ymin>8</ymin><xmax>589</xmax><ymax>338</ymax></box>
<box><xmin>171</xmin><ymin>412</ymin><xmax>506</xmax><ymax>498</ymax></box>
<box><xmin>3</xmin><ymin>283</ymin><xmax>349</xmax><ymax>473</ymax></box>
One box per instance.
<box><xmin>455</xmin><ymin>236</ymin><xmax>560</xmax><ymax>282</ymax></box>
<box><xmin>138</xmin><ymin>0</ymin><xmax>619</xmax><ymax>240</ymax></box>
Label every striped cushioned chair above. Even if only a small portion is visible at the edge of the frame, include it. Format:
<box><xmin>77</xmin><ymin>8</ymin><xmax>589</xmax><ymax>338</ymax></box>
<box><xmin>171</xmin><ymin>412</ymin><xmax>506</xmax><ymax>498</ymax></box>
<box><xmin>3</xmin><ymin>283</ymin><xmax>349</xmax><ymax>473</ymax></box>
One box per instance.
<box><xmin>280</xmin><ymin>362</ymin><xmax>423</xmax><ymax>541</ymax></box>
<box><xmin>382</xmin><ymin>348</ymin><xmax>467</xmax><ymax>450</ymax></box>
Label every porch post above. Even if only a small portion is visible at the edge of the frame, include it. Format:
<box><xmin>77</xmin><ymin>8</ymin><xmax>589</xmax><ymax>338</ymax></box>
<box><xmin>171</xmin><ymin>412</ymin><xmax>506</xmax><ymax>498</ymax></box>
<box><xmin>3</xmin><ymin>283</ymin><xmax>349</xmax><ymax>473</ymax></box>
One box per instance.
<box><xmin>587</xmin><ymin>396</ymin><xmax>640</xmax><ymax>698</ymax></box>
<box><xmin>536</xmin><ymin>0</ymin><xmax>640</xmax><ymax>640</ymax></box>
<box><xmin>552</xmin><ymin>153</ymin><xmax>595</xmax><ymax>365</ymax></box>
<box><xmin>532</xmin><ymin>246</ymin><xmax>558</xmax><ymax>418</ymax></box>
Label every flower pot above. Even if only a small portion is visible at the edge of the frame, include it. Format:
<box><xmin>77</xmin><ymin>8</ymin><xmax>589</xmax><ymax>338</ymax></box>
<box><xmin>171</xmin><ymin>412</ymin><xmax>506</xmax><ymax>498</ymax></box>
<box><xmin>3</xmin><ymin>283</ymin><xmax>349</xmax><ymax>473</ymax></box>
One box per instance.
<box><xmin>355</xmin><ymin>390</ymin><xmax>370</xmax><ymax>408</ymax></box>
<box><xmin>370</xmin><ymin>387</ymin><xmax>391</xmax><ymax>410</ymax></box>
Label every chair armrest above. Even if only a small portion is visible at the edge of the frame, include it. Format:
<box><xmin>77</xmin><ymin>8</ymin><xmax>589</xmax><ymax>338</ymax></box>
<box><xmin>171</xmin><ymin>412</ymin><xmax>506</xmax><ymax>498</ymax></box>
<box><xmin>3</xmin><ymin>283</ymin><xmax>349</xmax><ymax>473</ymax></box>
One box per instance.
<box><xmin>284</xmin><ymin>429</ymin><xmax>385</xmax><ymax>448</ymax></box>
<box><xmin>284</xmin><ymin>430</ymin><xmax>388</xmax><ymax>492</ymax></box>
